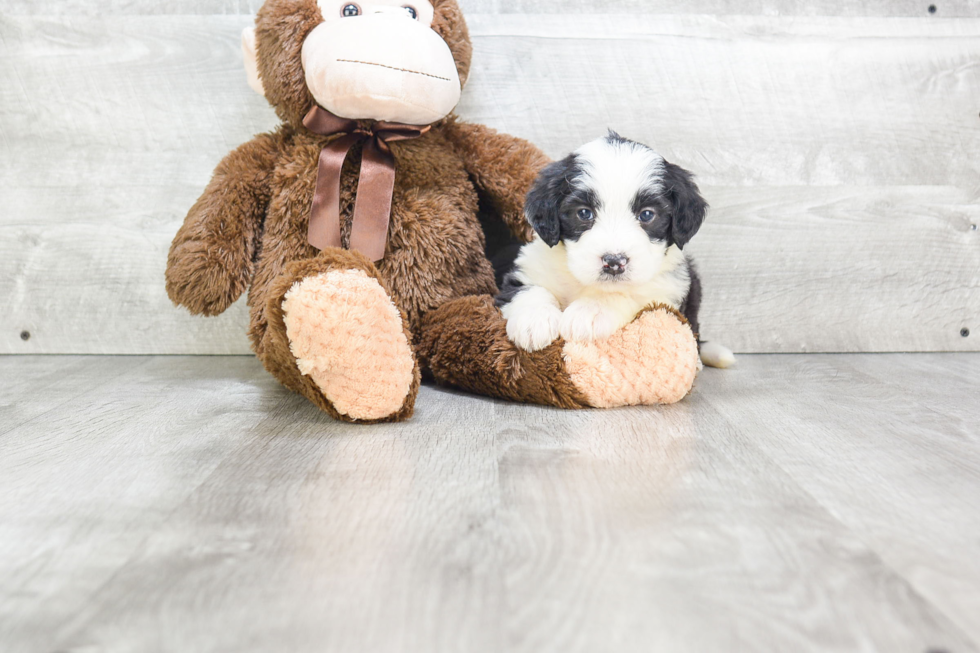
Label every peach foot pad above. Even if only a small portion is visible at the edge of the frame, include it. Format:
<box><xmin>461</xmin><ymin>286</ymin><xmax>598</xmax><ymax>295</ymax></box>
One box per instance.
<box><xmin>282</xmin><ymin>269</ymin><xmax>416</xmax><ymax>421</ymax></box>
<box><xmin>562</xmin><ymin>307</ymin><xmax>699</xmax><ymax>408</ymax></box>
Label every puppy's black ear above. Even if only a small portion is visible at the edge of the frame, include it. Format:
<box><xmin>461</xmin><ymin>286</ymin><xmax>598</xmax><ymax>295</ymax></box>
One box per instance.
<box><xmin>663</xmin><ymin>160</ymin><xmax>708</xmax><ymax>249</ymax></box>
<box><xmin>524</xmin><ymin>155</ymin><xmax>576</xmax><ymax>248</ymax></box>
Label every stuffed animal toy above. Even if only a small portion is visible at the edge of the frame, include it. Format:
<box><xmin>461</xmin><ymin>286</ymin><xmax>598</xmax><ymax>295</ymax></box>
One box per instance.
<box><xmin>165</xmin><ymin>0</ymin><xmax>700</xmax><ymax>423</ymax></box>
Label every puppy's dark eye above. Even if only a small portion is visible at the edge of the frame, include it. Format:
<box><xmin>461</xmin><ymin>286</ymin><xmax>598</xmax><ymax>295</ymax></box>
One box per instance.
<box><xmin>577</xmin><ymin>208</ymin><xmax>594</xmax><ymax>221</ymax></box>
<box><xmin>403</xmin><ymin>5</ymin><xmax>418</xmax><ymax>18</ymax></box>
<box><xmin>638</xmin><ymin>209</ymin><xmax>656</xmax><ymax>223</ymax></box>
<box><xmin>341</xmin><ymin>3</ymin><xmax>361</xmax><ymax>17</ymax></box>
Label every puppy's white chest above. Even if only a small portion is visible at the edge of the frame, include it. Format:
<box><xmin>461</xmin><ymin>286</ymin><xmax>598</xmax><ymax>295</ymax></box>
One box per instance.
<box><xmin>630</xmin><ymin>271</ymin><xmax>690</xmax><ymax>310</ymax></box>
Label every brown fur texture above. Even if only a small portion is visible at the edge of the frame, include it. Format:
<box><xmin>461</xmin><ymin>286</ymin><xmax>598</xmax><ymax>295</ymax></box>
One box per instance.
<box><xmin>441</xmin><ymin>118</ymin><xmax>541</xmax><ymax>244</ymax></box>
<box><xmin>262</xmin><ymin>248</ymin><xmax>421</xmax><ymax>423</ymax></box>
<box><xmin>282</xmin><ymin>269</ymin><xmax>417</xmax><ymax>419</ymax></box>
<box><xmin>418</xmin><ymin>295</ymin><xmax>591</xmax><ymax>409</ymax></box>
<box><xmin>166</xmin><ymin>127</ymin><xmax>290</xmax><ymax>316</ymax></box>
<box><xmin>166</xmin><ymin>0</ymin><xmax>698</xmax><ymax>420</ymax></box>
<box><xmin>254</xmin><ymin>0</ymin><xmax>473</xmax><ymax>129</ymax></box>
<box><xmin>419</xmin><ymin>299</ymin><xmax>699</xmax><ymax>408</ymax></box>
<box><xmin>167</xmin><ymin>0</ymin><xmax>551</xmax><ymax>421</ymax></box>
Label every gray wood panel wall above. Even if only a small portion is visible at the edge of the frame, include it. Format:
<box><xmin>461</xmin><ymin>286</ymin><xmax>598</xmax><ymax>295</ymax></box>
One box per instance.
<box><xmin>1</xmin><ymin>1</ymin><xmax>978</xmax><ymax>354</ymax></box>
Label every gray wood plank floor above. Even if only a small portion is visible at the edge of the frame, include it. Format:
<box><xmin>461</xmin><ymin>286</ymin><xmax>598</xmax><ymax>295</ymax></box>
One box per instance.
<box><xmin>1</xmin><ymin>354</ymin><xmax>978</xmax><ymax>653</ymax></box>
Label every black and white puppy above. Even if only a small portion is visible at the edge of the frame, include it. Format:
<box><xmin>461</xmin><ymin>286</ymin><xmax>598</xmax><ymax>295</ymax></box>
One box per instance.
<box><xmin>497</xmin><ymin>131</ymin><xmax>734</xmax><ymax>368</ymax></box>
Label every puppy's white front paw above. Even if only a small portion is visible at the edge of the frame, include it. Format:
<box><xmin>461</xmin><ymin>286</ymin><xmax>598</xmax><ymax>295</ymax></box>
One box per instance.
<box><xmin>505</xmin><ymin>305</ymin><xmax>562</xmax><ymax>352</ymax></box>
<box><xmin>560</xmin><ymin>300</ymin><xmax>620</xmax><ymax>343</ymax></box>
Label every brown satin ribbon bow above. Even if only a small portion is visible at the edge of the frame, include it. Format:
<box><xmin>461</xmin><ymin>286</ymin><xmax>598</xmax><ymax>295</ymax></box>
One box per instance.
<box><xmin>302</xmin><ymin>104</ymin><xmax>430</xmax><ymax>262</ymax></box>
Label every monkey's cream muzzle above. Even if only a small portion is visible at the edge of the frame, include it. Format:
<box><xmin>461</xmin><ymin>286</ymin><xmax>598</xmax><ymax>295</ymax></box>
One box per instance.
<box><xmin>301</xmin><ymin>14</ymin><xmax>461</xmax><ymax>125</ymax></box>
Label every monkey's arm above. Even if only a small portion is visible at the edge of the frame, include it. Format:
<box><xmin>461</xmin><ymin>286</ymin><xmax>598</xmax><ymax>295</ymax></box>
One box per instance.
<box><xmin>166</xmin><ymin>129</ymin><xmax>286</xmax><ymax>316</ymax></box>
<box><xmin>442</xmin><ymin>119</ymin><xmax>550</xmax><ymax>243</ymax></box>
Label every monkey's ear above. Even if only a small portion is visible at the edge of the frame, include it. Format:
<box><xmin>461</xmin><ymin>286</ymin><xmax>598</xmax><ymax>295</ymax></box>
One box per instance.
<box><xmin>663</xmin><ymin>160</ymin><xmax>707</xmax><ymax>249</ymax></box>
<box><xmin>241</xmin><ymin>27</ymin><xmax>267</xmax><ymax>97</ymax></box>
<box><xmin>524</xmin><ymin>157</ymin><xmax>575</xmax><ymax>248</ymax></box>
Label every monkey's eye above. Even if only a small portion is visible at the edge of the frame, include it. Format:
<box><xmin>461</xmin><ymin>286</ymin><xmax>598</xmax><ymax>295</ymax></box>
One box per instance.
<box><xmin>638</xmin><ymin>209</ymin><xmax>656</xmax><ymax>223</ymax></box>
<box><xmin>577</xmin><ymin>208</ymin><xmax>594</xmax><ymax>221</ymax></box>
<box><xmin>403</xmin><ymin>5</ymin><xmax>418</xmax><ymax>19</ymax></box>
<box><xmin>341</xmin><ymin>3</ymin><xmax>361</xmax><ymax>17</ymax></box>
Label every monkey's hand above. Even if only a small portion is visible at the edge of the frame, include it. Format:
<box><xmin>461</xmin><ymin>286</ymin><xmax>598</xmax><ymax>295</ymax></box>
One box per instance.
<box><xmin>442</xmin><ymin>118</ymin><xmax>550</xmax><ymax>243</ymax></box>
<box><xmin>166</xmin><ymin>129</ymin><xmax>286</xmax><ymax>316</ymax></box>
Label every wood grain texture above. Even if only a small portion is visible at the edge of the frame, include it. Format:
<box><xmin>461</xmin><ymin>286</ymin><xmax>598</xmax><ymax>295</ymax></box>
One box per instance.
<box><xmin>465</xmin><ymin>0</ymin><xmax>980</xmax><ymax>16</ymax></box>
<box><xmin>3</xmin><ymin>0</ymin><xmax>980</xmax><ymax>17</ymax></box>
<box><xmin>0</xmin><ymin>356</ymin><xmax>286</xmax><ymax>651</ymax></box>
<box><xmin>1</xmin><ymin>13</ymin><xmax>978</xmax><ymax>354</ymax></box>
<box><xmin>690</xmin><ymin>186</ymin><xmax>980</xmax><ymax>351</ymax></box>
<box><xmin>0</xmin><ymin>354</ymin><xmax>978</xmax><ymax>652</ymax></box>
<box><xmin>0</xmin><ymin>15</ymin><xmax>271</xmax><ymax>355</ymax></box>
<box><xmin>0</xmin><ymin>355</ymin><xmax>152</xmax><ymax>437</ymax></box>
<box><xmin>699</xmin><ymin>353</ymin><xmax>980</xmax><ymax>644</ymax></box>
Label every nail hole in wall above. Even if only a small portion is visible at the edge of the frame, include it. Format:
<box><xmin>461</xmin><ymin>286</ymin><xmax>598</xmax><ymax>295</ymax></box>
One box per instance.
<box><xmin>928</xmin><ymin>4</ymin><xmax>937</xmax><ymax>13</ymax></box>
<box><xmin>20</xmin><ymin>330</ymin><xmax>31</xmax><ymax>341</ymax></box>
<box><xmin>961</xmin><ymin>328</ymin><xmax>971</xmax><ymax>338</ymax></box>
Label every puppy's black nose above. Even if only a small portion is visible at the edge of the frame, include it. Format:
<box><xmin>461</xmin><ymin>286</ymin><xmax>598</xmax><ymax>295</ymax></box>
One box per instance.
<box><xmin>601</xmin><ymin>253</ymin><xmax>629</xmax><ymax>276</ymax></box>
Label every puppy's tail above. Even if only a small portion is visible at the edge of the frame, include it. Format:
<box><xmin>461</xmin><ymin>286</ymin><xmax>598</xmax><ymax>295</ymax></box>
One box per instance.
<box><xmin>700</xmin><ymin>341</ymin><xmax>736</xmax><ymax>369</ymax></box>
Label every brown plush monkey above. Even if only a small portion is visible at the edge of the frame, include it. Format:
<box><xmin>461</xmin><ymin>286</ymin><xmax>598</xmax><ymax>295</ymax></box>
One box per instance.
<box><xmin>166</xmin><ymin>0</ymin><xmax>700</xmax><ymax>423</ymax></box>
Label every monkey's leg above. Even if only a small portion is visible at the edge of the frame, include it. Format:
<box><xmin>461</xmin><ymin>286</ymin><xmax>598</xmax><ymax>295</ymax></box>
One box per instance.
<box><xmin>417</xmin><ymin>296</ymin><xmax>699</xmax><ymax>408</ymax></box>
<box><xmin>259</xmin><ymin>248</ymin><xmax>420</xmax><ymax>423</ymax></box>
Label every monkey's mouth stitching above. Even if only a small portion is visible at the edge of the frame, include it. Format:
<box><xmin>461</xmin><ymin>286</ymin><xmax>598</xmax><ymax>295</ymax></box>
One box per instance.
<box><xmin>336</xmin><ymin>59</ymin><xmax>451</xmax><ymax>82</ymax></box>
